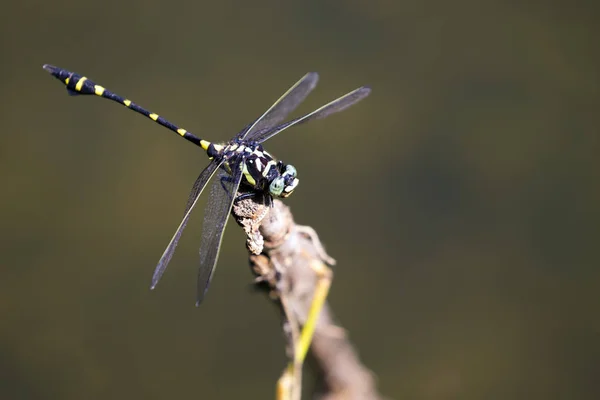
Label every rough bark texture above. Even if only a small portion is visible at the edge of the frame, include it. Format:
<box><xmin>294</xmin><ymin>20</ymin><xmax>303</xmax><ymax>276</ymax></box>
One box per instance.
<box><xmin>233</xmin><ymin>198</ymin><xmax>384</xmax><ymax>400</ymax></box>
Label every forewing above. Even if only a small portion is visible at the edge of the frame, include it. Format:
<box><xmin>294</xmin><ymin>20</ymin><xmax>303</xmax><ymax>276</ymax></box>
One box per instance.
<box><xmin>254</xmin><ymin>86</ymin><xmax>371</xmax><ymax>144</ymax></box>
<box><xmin>195</xmin><ymin>159</ymin><xmax>244</xmax><ymax>305</ymax></box>
<box><xmin>150</xmin><ymin>160</ymin><xmax>224</xmax><ymax>290</ymax></box>
<box><xmin>238</xmin><ymin>72</ymin><xmax>319</xmax><ymax>141</ymax></box>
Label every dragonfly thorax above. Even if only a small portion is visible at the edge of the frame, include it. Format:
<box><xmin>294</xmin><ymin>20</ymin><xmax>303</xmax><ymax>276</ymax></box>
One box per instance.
<box><xmin>220</xmin><ymin>142</ymin><xmax>298</xmax><ymax>198</ymax></box>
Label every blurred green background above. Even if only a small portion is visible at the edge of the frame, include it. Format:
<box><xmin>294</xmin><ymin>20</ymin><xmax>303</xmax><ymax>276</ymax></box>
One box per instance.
<box><xmin>1</xmin><ymin>0</ymin><xmax>598</xmax><ymax>399</ymax></box>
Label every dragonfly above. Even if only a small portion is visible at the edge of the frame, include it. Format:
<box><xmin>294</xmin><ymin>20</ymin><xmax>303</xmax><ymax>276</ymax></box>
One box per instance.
<box><xmin>43</xmin><ymin>64</ymin><xmax>371</xmax><ymax>305</ymax></box>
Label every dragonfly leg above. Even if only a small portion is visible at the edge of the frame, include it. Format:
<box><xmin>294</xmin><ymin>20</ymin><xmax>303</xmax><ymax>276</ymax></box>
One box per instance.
<box><xmin>235</xmin><ymin>192</ymin><xmax>256</xmax><ymax>202</ymax></box>
<box><xmin>235</xmin><ymin>191</ymin><xmax>273</xmax><ymax>207</ymax></box>
<box><xmin>218</xmin><ymin>175</ymin><xmax>236</xmax><ymax>203</ymax></box>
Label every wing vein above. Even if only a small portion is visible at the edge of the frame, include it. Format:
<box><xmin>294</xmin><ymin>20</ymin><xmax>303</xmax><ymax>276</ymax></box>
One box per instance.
<box><xmin>256</xmin><ymin>86</ymin><xmax>371</xmax><ymax>144</ymax></box>
<box><xmin>238</xmin><ymin>72</ymin><xmax>319</xmax><ymax>140</ymax></box>
<box><xmin>150</xmin><ymin>160</ymin><xmax>224</xmax><ymax>290</ymax></box>
<box><xmin>195</xmin><ymin>158</ymin><xmax>245</xmax><ymax>305</ymax></box>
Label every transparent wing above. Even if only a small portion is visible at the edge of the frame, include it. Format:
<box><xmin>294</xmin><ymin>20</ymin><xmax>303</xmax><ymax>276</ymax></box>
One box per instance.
<box><xmin>254</xmin><ymin>86</ymin><xmax>371</xmax><ymax>144</ymax></box>
<box><xmin>196</xmin><ymin>159</ymin><xmax>244</xmax><ymax>305</ymax></box>
<box><xmin>237</xmin><ymin>72</ymin><xmax>319</xmax><ymax>141</ymax></box>
<box><xmin>150</xmin><ymin>159</ymin><xmax>224</xmax><ymax>290</ymax></box>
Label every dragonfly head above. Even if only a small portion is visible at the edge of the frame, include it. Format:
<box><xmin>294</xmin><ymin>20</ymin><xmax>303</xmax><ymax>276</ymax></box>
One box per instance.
<box><xmin>269</xmin><ymin>163</ymin><xmax>299</xmax><ymax>198</ymax></box>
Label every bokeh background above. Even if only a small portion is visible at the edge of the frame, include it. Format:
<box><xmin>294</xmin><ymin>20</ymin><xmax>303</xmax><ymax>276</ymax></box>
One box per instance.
<box><xmin>1</xmin><ymin>1</ymin><xmax>598</xmax><ymax>399</ymax></box>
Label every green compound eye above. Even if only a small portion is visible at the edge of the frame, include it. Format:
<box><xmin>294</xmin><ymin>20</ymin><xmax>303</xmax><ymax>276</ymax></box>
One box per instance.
<box><xmin>269</xmin><ymin>177</ymin><xmax>285</xmax><ymax>197</ymax></box>
<box><xmin>285</xmin><ymin>164</ymin><xmax>297</xmax><ymax>178</ymax></box>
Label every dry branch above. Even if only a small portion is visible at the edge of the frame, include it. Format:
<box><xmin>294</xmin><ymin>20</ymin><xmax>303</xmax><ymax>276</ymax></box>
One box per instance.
<box><xmin>233</xmin><ymin>197</ymin><xmax>384</xmax><ymax>400</ymax></box>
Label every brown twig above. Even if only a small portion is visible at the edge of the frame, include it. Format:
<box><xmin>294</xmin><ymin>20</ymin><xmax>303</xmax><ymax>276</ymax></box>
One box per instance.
<box><xmin>233</xmin><ymin>197</ymin><xmax>384</xmax><ymax>400</ymax></box>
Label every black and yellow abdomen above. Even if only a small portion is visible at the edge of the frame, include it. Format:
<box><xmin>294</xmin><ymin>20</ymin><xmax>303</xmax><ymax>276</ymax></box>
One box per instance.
<box><xmin>42</xmin><ymin>64</ymin><xmax>211</xmax><ymax>151</ymax></box>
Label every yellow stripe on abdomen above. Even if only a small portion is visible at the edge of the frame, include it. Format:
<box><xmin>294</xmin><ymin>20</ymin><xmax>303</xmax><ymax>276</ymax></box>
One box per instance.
<box><xmin>75</xmin><ymin>77</ymin><xmax>87</xmax><ymax>91</ymax></box>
